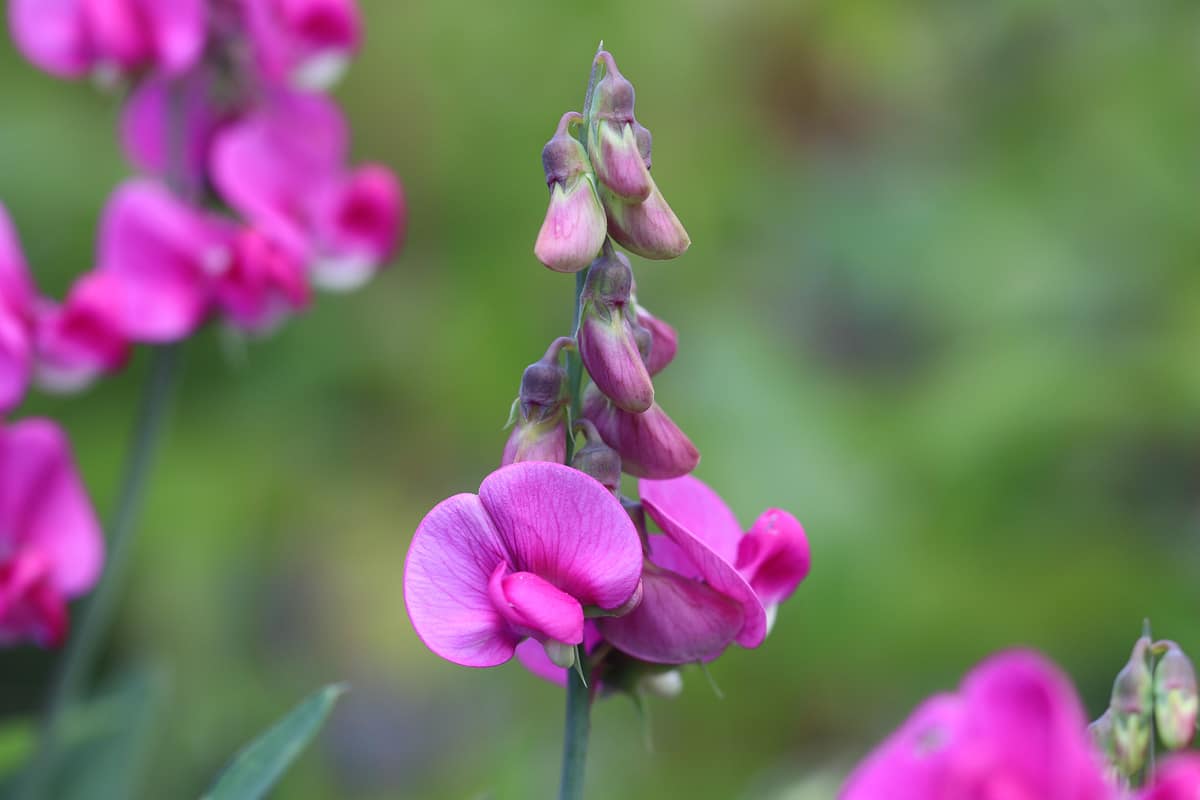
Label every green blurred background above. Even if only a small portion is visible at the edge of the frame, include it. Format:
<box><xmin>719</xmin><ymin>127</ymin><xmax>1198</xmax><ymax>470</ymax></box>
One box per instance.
<box><xmin>2</xmin><ymin>0</ymin><xmax>1199</xmax><ymax>797</ymax></box>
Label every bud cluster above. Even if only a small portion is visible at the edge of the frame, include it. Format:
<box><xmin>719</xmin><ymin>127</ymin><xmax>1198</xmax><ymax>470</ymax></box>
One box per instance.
<box><xmin>1092</xmin><ymin>631</ymin><xmax>1199</xmax><ymax>783</ymax></box>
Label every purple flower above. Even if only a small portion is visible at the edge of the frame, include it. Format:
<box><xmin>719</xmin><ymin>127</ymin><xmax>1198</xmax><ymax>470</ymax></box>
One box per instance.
<box><xmin>212</xmin><ymin>228</ymin><xmax>311</xmax><ymax>333</ymax></box>
<box><xmin>581</xmin><ymin>383</ymin><xmax>698</xmax><ymax>479</ymax></box>
<box><xmin>1139</xmin><ymin>755</ymin><xmax>1200</xmax><ymax>799</ymax></box>
<box><xmin>585</xmin><ymin>52</ymin><xmax>653</xmax><ymax>202</ymax></box>
<box><xmin>0</xmin><ymin>419</ymin><xmax>104</xmax><ymax>647</ymax></box>
<box><xmin>597</xmin><ymin>474</ymin><xmax>808</xmax><ymax>664</ymax></box>
<box><xmin>9</xmin><ymin>0</ymin><xmax>206</xmax><ymax>79</ymax></box>
<box><xmin>602</xmin><ymin>183</ymin><xmax>690</xmax><ymax>261</ymax></box>
<box><xmin>34</xmin><ymin>272</ymin><xmax>130</xmax><ymax>393</ymax></box>
<box><xmin>404</xmin><ymin>462</ymin><xmax>643</xmax><ymax>668</ymax></box>
<box><xmin>634</xmin><ymin>304</ymin><xmax>677</xmax><ymax>376</ymax></box>
<box><xmin>840</xmin><ymin>650</ymin><xmax>1116</xmax><ymax>800</ymax></box>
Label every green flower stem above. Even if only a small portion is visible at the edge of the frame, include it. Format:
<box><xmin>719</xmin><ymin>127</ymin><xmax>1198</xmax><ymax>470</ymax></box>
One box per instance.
<box><xmin>20</xmin><ymin>344</ymin><xmax>182</xmax><ymax>800</ymax></box>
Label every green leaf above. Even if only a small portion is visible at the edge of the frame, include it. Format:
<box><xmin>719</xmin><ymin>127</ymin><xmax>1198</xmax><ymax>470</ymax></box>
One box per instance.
<box><xmin>202</xmin><ymin>683</ymin><xmax>347</xmax><ymax>800</ymax></box>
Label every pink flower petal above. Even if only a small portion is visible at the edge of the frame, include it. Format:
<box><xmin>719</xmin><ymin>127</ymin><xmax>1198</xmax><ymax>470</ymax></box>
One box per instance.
<box><xmin>597</xmin><ymin>568</ymin><xmax>744</xmax><ymax>664</ymax></box>
<box><xmin>639</xmin><ymin>475</ymin><xmax>742</xmax><ymax>566</ymax></box>
<box><xmin>488</xmin><ymin>565</ymin><xmax>583</xmax><ymax>645</ymax></box>
<box><xmin>136</xmin><ymin>0</ymin><xmax>206</xmax><ymax>74</ymax></box>
<box><xmin>0</xmin><ymin>206</ymin><xmax>36</xmax><ymax>410</ymax></box>
<box><xmin>582</xmin><ymin>385</ymin><xmax>699</xmax><ymax>479</ymax></box>
<box><xmin>8</xmin><ymin>0</ymin><xmax>93</xmax><ymax>77</ymax></box>
<box><xmin>213</xmin><ymin>228</ymin><xmax>311</xmax><ymax>332</ymax></box>
<box><xmin>121</xmin><ymin>71</ymin><xmax>225</xmax><ymax>191</ymax></box>
<box><xmin>736</xmin><ymin>508</ymin><xmax>810</xmax><ymax>608</ymax></box>
<box><xmin>635</xmin><ymin>305</ymin><xmax>677</xmax><ymax>376</ymax></box>
<box><xmin>577</xmin><ymin>307</ymin><xmax>654</xmax><ymax>413</ymax></box>
<box><xmin>840</xmin><ymin>695</ymin><xmax>965</xmax><ymax>800</ymax></box>
<box><xmin>0</xmin><ymin>551</ymin><xmax>68</xmax><ymax>647</ymax></box>
<box><xmin>0</xmin><ymin>419</ymin><xmax>103</xmax><ymax>596</ymax></box>
<box><xmin>1139</xmin><ymin>755</ymin><xmax>1200</xmax><ymax>800</ymax></box>
<box><xmin>403</xmin><ymin>492</ymin><xmax>519</xmax><ymax>668</ymax></box>
<box><xmin>534</xmin><ymin>177</ymin><xmax>607</xmax><ymax>274</ymax></box>
<box><xmin>34</xmin><ymin>271</ymin><xmax>131</xmax><ymax>393</ymax></box>
<box><xmin>642</xmin><ymin>489</ymin><xmax>767</xmax><ymax>650</ymax></box>
<box><xmin>478</xmin><ymin>462</ymin><xmax>642</xmax><ymax>611</ymax></box>
<box><xmin>308</xmin><ymin>164</ymin><xmax>405</xmax><ymax>291</ymax></box>
<box><xmin>244</xmin><ymin>0</ymin><xmax>361</xmax><ymax>88</ymax></box>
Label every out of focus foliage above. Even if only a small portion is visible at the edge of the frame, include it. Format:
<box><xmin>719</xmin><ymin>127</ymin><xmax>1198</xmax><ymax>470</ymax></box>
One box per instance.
<box><xmin>1</xmin><ymin>0</ymin><xmax>1197</xmax><ymax>797</ymax></box>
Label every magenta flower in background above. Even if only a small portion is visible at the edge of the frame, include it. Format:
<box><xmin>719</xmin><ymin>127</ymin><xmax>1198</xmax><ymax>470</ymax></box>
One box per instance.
<box><xmin>598</xmin><ymin>475</ymin><xmax>809</xmax><ymax>664</ymax></box>
<box><xmin>1137</xmin><ymin>755</ymin><xmax>1200</xmax><ymax>799</ymax></box>
<box><xmin>0</xmin><ymin>419</ymin><xmax>103</xmax><ymax>647</ymax></box>
<box><xmin>840</xmin><ymin>650</ymin><xmax>1116</xmax><ymax>800</ymax></box>
<box><xmin>120</xmin><ymin>70</ymin><xmax>228</xmax><ymax>192</ymax></box>
<box><xmin>242</xmin><ymin>0</ymin><xmax>362</xmax><ymax>89</ymax></box>
<box><xmin>212</xmin><ymin>228</ymin><xmax>311</xmax><ymax>333</ymax></box>
<box><xmin>0</xmin><ymin>205</ymin><xmax>36</xmax><ymax>411</ymax></box>
<box><xmin>8</xmin><ymin>0</ymin><xmax>206</xmax><ymax>79</ymax></box>
<box><xmin>34</xmin><ymin>272</ymin><xmax>130</xmax><ymax>393</ymax></box>
<box><xmin>404</xmin><ymin>462</ymin><xmax>643</xmax><ymax>668</ymax></box>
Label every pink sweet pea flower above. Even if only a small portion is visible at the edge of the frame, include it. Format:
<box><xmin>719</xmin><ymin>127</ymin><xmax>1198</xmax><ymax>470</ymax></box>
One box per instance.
<box><xmin>212</xmin><ymin>228</ymin><xmax>311</xmax><ymax>332</ymax></box>
<box><xmin>0</xmin><ymin>205</ymin><xmax>37</xmax><ymax>411</ymax></box>
<box><xmin>0</xmin><ymin>419</ymin><xmax>104</xmax><ymax>647</ymax></box>
<box><xmin>1139</xmin><ymin>755</ymin><xmax>1200</xmax><ymax>799</ymax></box>
<box><xmin>581</xmin><ymin>384</ymin><xmax>699</xmax><ymax>479</ymax></box>
<box><xmin>8</xmin><ymin>0</ymin><xmax>207</xmax><ymax>79</ymax></box>
<box><xmin>597</xmin><ymin>474</ymin><xmax>809</xmax><ymax>664</ymax></box>
<box><xmin>34</xmin><ymin>272</ymin><xmax>131</xmax><ymax>393</ymax></box>
<box><xmin>241</xmin><ymin>0</ymin><xmax>362</xmax><ymax>89</ymax></box>
<box><xmin>211</xmin><ymin>90</ymin><xmax>403</xmax><ymax>289</ymax></box>
<box><xmin>404</xmin><ymin>462</ymin><xmax>643</xmax><ymax>668</ymax></box>
<box><xmin>94</xmin><ymin>179</ymin><xmax>230</xmax><ymax>342</ymax></box>
<box><xmin>841</xmin><ymin>650</ymin><xmax>1116</xmax><ymax>800</ymax></box>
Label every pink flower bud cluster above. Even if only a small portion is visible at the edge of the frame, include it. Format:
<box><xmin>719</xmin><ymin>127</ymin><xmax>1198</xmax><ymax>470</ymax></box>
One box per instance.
<box><xmin>0</xmin><ymin>0</ymin><xmax>404</xmax><ymax>647</ymax></box>
<box><xmin>404</xmin><ymin>49</ymin><xmax>810</xmax><ymax>700</ymax></box>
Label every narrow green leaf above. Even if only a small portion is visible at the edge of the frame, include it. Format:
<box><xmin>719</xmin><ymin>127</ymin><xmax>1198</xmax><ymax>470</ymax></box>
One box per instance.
<box><xmin>202</xmin><ymin>683</ymin><xmax>347</xmax><ymax>800</ymax></box>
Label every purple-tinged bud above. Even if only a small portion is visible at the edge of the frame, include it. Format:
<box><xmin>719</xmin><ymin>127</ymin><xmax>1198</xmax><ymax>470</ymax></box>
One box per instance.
<box><xmin>571</xmin><ymin>420</ymin><xmax>622</xmax><ymax>493</ymax></box>
<box><xmin>535</xmin><ymin>112</ymin><xmax>606</xmax><ymax>273</ymax></box>
<box><xmin>601</xmin><ymin>183</ymin><xmax>691</xmax><ymax>261</ymax></box>
<box><xmin>502</xmin><ymin>338</ymin><xmax>571</xmax><ymax>466</ymax></box>
<box><xmin>1111</xmin><ymin>636</ymin><xmax>1154</xmax><ymax>777</ymax></box>
<box><xmin>1155</xmin><ymin>642</ymin><xmax>1198</xmax><ymax>750</ymax></box>
<box><xmin>586</xmin><ymin>52</ymin><xmax>653</xmax><ymax>202</ymax></box>
<box><xmin>581</xmin><ymin>384</ymin><xmax>699</xmax><ymax>479</ymax></box>
<box><xmin>577</xmin><ymin>251</ymin><xmax>654</xmax><ymax>412</ymax></box>
<box><xmin>633</xmin><ymin>304</ymin><xmax>678</xmax><ymax>376</ymax></box>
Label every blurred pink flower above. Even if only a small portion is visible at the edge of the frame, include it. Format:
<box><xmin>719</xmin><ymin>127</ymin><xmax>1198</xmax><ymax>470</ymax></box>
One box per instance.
<box><xmin>0</xmin><ymin>205</ymin><xmax>37</xmax><ymax>412</ymax></box>
<box><xmin>404</xmin><ymin>462</ymin><xmax>643</xmax><ymax>668</ymax></box>
<box><xmin>8</xmin><ymin>0</ymin><xmax>206</xmax><ymax>79</ymax></box>
<box><xmin>840</xmin><ymin>650</ymin><xmax>1115</xmax><ymax>800</ymax></box>
<box><xmin>34</xmin><ymin>272</ymin><xmax>130</xmax><ymax>393</ymax></box>
<box><xmin>212</xmin><ymin>228</ymin><xmax>311</xmax><ymax>333</ymax></box>
<box><xmin>241</xmin><ymin>0</ymin><xmax>362</xmax><ymax>89</ymax></box>
<box><xmin>0</xmin><ymin>419</ymin><xmax>104</xmax><ymax>647</ymax></box>
<box><xmin>1138</xmin><ymin>755</ymin><xmax>1200</xmax><ymax>800</ymax></box>
<box><xmin>93</xmin><ymin>180</ymin><xmax>229</xmax><ymax>342</ymax></box>
<box><xmin>210</xmin><ymin>91</ymin><xmax>403</xmax><ymax>290</ymax></box>
<box><xmin>597</xmin><ymin>474</ymin><xmax>808</xmax><ymax>664</ymax></box>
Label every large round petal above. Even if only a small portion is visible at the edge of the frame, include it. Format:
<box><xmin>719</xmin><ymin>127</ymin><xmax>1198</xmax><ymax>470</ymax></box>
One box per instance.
<box><xmin>478</xmin><ymin>462</ymin><xmax>642</xmax><ymax>611</ymax></box>
<box><xmin>1139</xmin><ymin>755</ymin><xmax>1200</xmax><ymax>800</ymax></box>
<box><xmin>0</xmin><ymin>419</ymin><xmax>103</xmax><ymax>596</ymax></box>
<box><xmin>403</xmin><ymin>493</ymin><xmax>518</xmax><ymax>668</ymax></box>
<box><xmin>8</xmin><ymin>0</ymin><xmax>93</xmax><ymax>77</ymax></box>
<box><xmin>840</xmin><ymin>695</ymin><xmax>965</xmax><ymax>800</ymax></box>
<box><xmin>736</xmin><ymin>508</ymin><xmax>810</xmax><ymax>608</ymax></box>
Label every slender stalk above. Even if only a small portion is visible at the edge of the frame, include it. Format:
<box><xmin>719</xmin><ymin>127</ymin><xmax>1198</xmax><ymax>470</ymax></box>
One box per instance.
<box><xmin>558</xmin><ymin>645</ymin><xmax>592</xmax><ymax>800</ymax></box>
<box><xmin>19</xmin><ymin>344</ymin><xmax>182</xmax><ymax>800</ymax></box>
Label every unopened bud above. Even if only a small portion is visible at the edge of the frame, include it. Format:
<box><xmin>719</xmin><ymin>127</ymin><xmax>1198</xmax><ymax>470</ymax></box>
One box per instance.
<box><xmin>502</xmin><ymin>338</ymin><xmax>571</xmax><ymax>465</ymax></box>
<box><xmin>586</xmin><ymin>52</ymin><xmax>653</xmax><ymax>202</ymax></box>
<box><xmin>1111</xmin><ymin>637</ymin><xmax>1154</xmax><ymax>777</ymax></box>
<box><xmin>582</xmin><ymin>383</ymin><xmax>699</xmax><ymax>479</ymax></box>
<box><xmin>571</xmin><ymin>420</ymin><xmax>622</xmax><ymax>493</ymax></box>
<box><xmin>535</xmin><ymin>112</ymin><xmax>606</xmax><ymax>273</ymax></box>
<box><xmin>601</xmin><ymin>183</ymin><xmax>690</xmax><ymax>261</ymax></box>
<box><xmin>577</xmin><ymin>251</ymin><xmax>654</xmax><ymax>412</ymax></box>
<box><xmin>1155</xmin><ymin>643</ymin><xmax>1198</xmax><ymax>750</ymax></box>
<box><xmin>633</xmin><ymin>304</ymin><xmax>678</xmax><ymax>376</ymax></box>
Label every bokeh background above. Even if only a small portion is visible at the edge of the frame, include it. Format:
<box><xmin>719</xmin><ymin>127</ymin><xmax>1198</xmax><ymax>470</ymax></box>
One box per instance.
<box><xmin>2</xmin><ymin>0</ymin><xmax>1199</xmax><ymax>797</ymax></box>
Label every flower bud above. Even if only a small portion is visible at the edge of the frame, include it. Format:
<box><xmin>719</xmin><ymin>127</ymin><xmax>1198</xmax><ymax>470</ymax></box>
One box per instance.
<box><xmin>502</xmin><ymin>338</ymin><xmax>571</xmax><ymax>465</ymax></box>
<box><xmin>633</xmin><ymin>304</ymin><xmax>678</xmax><ymax>376</ymax></box>
<box><xmin>601</xmin><ymin>183</ymin><xmax>691</xmax><ymax>261</ymax></box>
<box><xmin>586</xmin><ymin>52</ymin><xmax>653</xmax><ymax>202</ymax></box>
<box><xmin>571</xmin><ymin>420</ymin><xmax>621</xmax><ymax>493</ymax></box>
<box><xmin>1111</xmin><ymin>637</ymin><xmax>1154</xmax><ymax>777</ymax></box>
<box><xmin>582</xmin><ymin>384</ymin><xmax>699</xmax><ymax>479</ymax></box>
<box><xmin>1155</xmin><ymin>643</ymin><xmax>1198</xmax><ymax>750</ymax></box>
<box><xmin>535</xmin><ymin>112</ymin><xmax>607</xmax><ymax>273</ymax></box>
<box><xmin>577</xmin><ymin>251</ymin><xmax>654</xmax><ymax>412</ymax></box>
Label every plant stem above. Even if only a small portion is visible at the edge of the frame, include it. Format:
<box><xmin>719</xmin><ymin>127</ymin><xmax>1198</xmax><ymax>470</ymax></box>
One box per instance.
<box><xmin>558</xmin><ymin>644</ymin><xmax>592</xmax><ymax>800</ymax></box>
<box><xmin>19</xmin><ymin>344</ymin><xmax>182</xmax><ymax>800</ymax></box>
